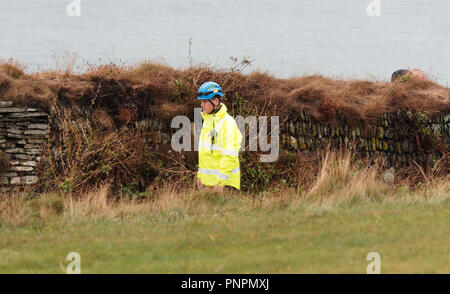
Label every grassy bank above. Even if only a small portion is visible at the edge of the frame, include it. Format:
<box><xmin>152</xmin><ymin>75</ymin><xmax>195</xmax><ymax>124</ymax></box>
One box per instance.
<box><xmin>0</xmin><ymin>152</ymin><xmax>448</xmax><ymax>273</ymax></box>
<box><xmin>0</xmin><ymin>188</ymin><xmax>448</xmax><ymax>274</ymax></box>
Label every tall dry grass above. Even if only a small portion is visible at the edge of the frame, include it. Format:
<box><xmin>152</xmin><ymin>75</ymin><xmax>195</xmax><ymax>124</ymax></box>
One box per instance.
<box><xmin>304</xmin><ymin>151</ymin><xmax>388</xmax><ymax>206</ymax></box>
<box><xmin>1</xmin><ymin>151</ymin><xmax>448</xmax><ymax>227</ymax></box>
<box><xmin>52</xmin><ymin>51</ymin><xmax>78</xmax><ymax>75</ymax></box>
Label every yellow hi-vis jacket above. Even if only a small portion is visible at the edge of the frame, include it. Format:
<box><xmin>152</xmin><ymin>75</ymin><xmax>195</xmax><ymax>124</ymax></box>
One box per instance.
<box><xmin>198</xmin><ymin>103</ymin><xmax>243</xmax><ymax>189</ymax></box>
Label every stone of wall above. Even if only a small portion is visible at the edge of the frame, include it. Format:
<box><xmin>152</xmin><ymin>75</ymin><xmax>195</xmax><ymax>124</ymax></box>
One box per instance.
<box><xmin>0</xmin><ymin>101</ymin><xmax>49</xmax><ymax>185</ymax></box>
<box><xmin>0</xmin><ymin>98</ymin><xmax>448</xmax><ymax>186</ymax></box>
<box><xmin>278</xmin><ymin>110</ymin><xmax>450</xmax><ymax>168</ymax></box>
<box><xmin>134</xmin><ymin>108</ymin><xmax>449</xmax><ymax>169</ymax></box>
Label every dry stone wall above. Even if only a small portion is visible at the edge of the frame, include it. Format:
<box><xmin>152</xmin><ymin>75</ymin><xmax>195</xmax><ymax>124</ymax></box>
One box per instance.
<box><xmin>0</xmin><ymin>99</ymin><xmax>448</xmax><ymax>187</ymax></box>
<box><xmin>278</xmin><ymin>110</ymin><xmax>450</xmax><ymax>168</ymax></box>
<box><xmin>0</xmin><ymin>101</ymin><xmax>49</xmax><ymax>185</ymax></box>
<box><xmin>143</xmin><ymin>109</ymin><xmax>449</xmax><ymax>169</ymax></box>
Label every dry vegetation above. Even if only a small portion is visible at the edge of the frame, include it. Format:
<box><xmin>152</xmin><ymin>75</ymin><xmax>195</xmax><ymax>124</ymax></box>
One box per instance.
<box><xmin>0</xmin><ymin>150</ymin><xmax>448</xmax><ymax>227</ymax></box>
<box><xmin>1</xmin><ymin>59</ymin><xmax>448</xmax><ymax>125</ymax></box>
<box><xmin>0</xmin><ymin>60</ymin><xmax>449</xmax><ymax>274</ymax></box>
<box><xmin>0</xmin><ymin>59</ymin><xmax>449</xmax><ymax>194</ymax></box>
<box><xmin>0</xmin><ymin>150</ymin><xmax>9</xmax><ymax>175</ymax></box>
<box><xmin>0</xmin><ymin>150</ymin><xmax>448</xmax><ymax>274</ymax></box>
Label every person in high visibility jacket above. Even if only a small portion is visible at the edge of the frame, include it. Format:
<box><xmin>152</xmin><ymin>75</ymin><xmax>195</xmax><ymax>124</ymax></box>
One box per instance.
<box><xmin>196</xmin><ymin>81</ymin><xmax>242</xmax><ymax>192</ymax></box>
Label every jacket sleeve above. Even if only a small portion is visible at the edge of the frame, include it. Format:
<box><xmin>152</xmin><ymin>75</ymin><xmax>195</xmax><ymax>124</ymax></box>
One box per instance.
<box><xmin>217</xmin><ymin>118</ymin><xmax>242</xmax><ymax>186</ymax></box>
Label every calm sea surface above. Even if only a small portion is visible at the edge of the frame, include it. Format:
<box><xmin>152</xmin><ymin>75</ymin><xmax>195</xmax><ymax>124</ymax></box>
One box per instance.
<box><xmin>0</xmin><ymin>0</ymin><xmax>449</xmax><ymax>85</ymax></box>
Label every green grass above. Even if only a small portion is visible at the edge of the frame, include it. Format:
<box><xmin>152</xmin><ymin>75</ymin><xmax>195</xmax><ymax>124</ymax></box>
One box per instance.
<box><xmin>1</xmin><ymin>152</ymin><xmax>448</xmax><ymax>273</ymax></box>
<box><xmin>0</xmin><ymin>192</ymin><xmax>448</xmax><ymax>274</ymax></box>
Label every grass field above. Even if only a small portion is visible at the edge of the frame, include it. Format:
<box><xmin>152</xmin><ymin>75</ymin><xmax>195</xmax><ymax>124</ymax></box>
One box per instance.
<box><xmin>0</xmin><ymin>152</ymin><xmax>448</xmax><ymax>274</ymax></box>
<box><xmin>0</xmin><ymin>184</ymin><xmax>448</xmax><ymax>274</ymax></box>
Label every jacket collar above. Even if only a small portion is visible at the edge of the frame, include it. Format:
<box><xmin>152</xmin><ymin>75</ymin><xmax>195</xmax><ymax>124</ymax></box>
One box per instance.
<box><xmin>201</xmin><ymin>102</ymin><xmax>227</xmax><ymax>120</ymax></box>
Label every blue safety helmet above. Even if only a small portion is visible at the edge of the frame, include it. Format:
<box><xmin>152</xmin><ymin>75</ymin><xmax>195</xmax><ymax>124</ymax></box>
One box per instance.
<box><xmin>197</xmin><ymin>81</ymin><xmax>224</xmax><ymax>100</ymax></box>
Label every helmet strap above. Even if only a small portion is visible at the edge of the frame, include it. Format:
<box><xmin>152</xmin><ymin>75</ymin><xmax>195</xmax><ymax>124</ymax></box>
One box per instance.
<box><xmin>209</xmin><ymin>98</ymin><xmax>221</xmax><ymax>114</ymax></box>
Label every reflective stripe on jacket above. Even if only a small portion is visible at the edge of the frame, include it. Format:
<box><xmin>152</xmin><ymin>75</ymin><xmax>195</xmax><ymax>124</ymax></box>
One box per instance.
<box><xmin>198</xmin><ymin>103</ymin><xmax>242</xmax><ymax>189</ymax></box>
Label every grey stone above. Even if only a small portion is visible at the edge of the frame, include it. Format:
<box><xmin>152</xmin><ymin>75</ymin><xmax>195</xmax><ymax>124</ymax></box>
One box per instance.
<box><xmin>312</xmin><ymin>125</ymin><xmax>317</xmax><ymax>137</ymax></box>
<box><xmin>10</xmin><ymin>177</ymin><xmax>22</xmax><ymax>185</ymax></box>
<box><xmin>385</xmin><ymin>129</ymin><xmax>393</xmax><ymax>139</ymax></box>
<box><xmin>26</xmin><ymin>139</ymin><xmax>46</xmax><ymax>144</ymax></box>
<box><xmin>378</xmin><ymin>127</ymin><xmax>384</xmax><ymax>139</ymax></box>
<box><xmin>9</xmin><ymin>112</ymin><xmax>49</xmax><ymax>118</ymax></box>
<box><xmin>23</xmin><ymin>161</ymin><xmax>37</xmax><ymax>167</ymax></box>
<box><xmin>290</xmin><ymin>136</ymin><xmax>298</xmax><ymax>149</ymax></box>
<box><xmin>0</xmin><ymin>108</ymin><xmax>26</xmax><ymax>113</ymax></box>
<box><xmin>444</xmin><ymin>114</ymin><xmax>450</xmax><ymax>123</ymax></box>
<box><xmin>0</xmin><ymin>142</ymin><xmax>16</xmax><ymax>148</ymax></box>
<box><xmin>7</xmin><ymin>148</ymin><xmax>40</xmax><ymax>155</ymax></box>
<box><xmin>5</xmin><ymin>148</ymin><xmax>26</xmax><ymax>154</ymax></box>
<box><xmin>25</xmin><ymin>176</ymin><xmax>38</xmax><ymax>184</ymax></box>
<box><xmin>289</xmin><ymin>122</ymin><xmax>295</xmax><ymax>134</ymax></box>
<box><xmin>7</xmin><ymin>128</ymin><xmax>23</xmax><ymax>134</ymax></box>
<box><xmin>431</xmin><ymin>124</ymin><xmax>441</xmax><ymax>134</ymax></box>
<box><xmin>27</xmin><ymin>123</ymin><xmax>48</xmax><ymax>130</ymax></box>
<box><xmin>9</xmin><ymin>166</ymin><xmax>34</xmax><ymax>172</ymax></box>
<box><xmin>26</xmin><ymin>149</ymin><xmax>41</xmax><ymax>155</ymax></box>
<box><xmin>0</xmin><ymin>101</ymin><xmax>14</xmax><ymax>108</ymax></box>
<box><xmin>24</xmin><ymin>130</ymin><xmax>49</xmax><ymax>135</ymax></box>
<box><xmin>0</xmin><ymin>177</ymin><xmax>9</xmax><ymax>184</ymax></box>
<box><xmin>14</xmin><ymin>154</ymin><xmax>32</xmax><ymax>160</ymax></box>
<box><xmin>6</xmin><ymin>133</ymin><xmax>26</xmax><ymax>139</ymax></box>
<box><xmin>3</xmin><ymin>172</ymin><xmax>18</xmax><ymax>177</ymax></box>
<box><xmin>323</xmin><ymin>125</ymin><xmax>329</xmax><ymax>137</ymax></box>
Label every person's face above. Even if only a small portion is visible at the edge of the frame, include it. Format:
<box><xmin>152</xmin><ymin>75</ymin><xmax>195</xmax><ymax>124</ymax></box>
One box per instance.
<box><xmin>200</xmin><ymin>98</ymin><xmax>219</xmax><ymax>114</ymax></box>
